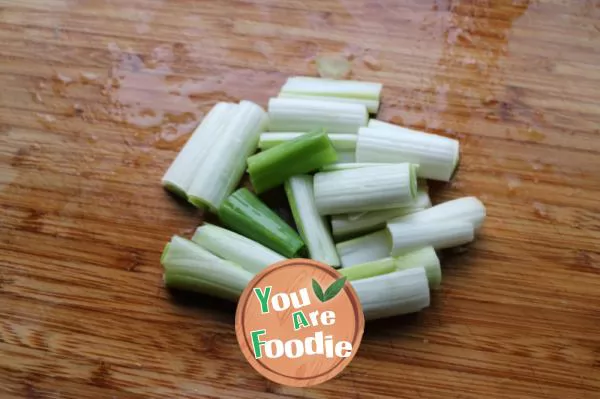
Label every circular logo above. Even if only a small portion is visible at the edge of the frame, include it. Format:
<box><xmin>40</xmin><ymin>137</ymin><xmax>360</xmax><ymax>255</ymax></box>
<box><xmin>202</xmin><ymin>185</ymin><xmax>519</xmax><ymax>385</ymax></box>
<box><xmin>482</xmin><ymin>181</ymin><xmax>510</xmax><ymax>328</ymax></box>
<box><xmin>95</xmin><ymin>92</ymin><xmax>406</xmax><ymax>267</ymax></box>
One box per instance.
<box><xmin>235</xmin><ymin>259</ymin><xmax>365</xmax><ymax>387</ymax></box>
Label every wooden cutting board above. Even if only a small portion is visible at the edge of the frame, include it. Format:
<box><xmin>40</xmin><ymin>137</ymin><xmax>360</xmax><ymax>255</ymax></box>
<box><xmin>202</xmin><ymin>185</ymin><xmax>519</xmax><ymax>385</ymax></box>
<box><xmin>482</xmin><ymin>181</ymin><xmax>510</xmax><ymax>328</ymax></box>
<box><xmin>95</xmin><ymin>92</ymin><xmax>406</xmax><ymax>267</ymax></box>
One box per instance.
<box><xmin>1</xmin><ymin>0</ymin><xmax>599</xmax><ymax>398</ymax></box>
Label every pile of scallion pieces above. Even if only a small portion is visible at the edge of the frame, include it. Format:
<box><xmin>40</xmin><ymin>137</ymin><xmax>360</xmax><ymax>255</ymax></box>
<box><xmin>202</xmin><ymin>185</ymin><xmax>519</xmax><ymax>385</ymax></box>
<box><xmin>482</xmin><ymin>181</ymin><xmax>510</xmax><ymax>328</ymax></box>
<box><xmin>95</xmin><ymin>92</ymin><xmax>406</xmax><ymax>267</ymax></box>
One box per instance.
<box><xmin>160</xmin><ymin>76</ymin><xmax>486</xmax><ymax>321</ymax></box>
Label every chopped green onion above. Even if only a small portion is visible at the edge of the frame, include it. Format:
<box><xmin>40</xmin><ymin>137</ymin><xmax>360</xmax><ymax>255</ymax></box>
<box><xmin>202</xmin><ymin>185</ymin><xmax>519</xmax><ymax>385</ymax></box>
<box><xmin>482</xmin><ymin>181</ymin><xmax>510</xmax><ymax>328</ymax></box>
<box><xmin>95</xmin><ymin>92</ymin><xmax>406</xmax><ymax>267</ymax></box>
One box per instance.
<box><xmin>285</xmin><ymin>175</ymin><xmax>340</xmax><ymax>267</ymax></box>
<box><xmin>321</xmin><ymin>162</ymin><xmax>388</xmax><ymax>172</ymax></box>
<box><xmin>351</xmin><ymin>268</ymin><xmax>430</xmax><ymax>320</ymax></box>
<box><xmin>339</xmin><ymin>257</ymin><xmax>396</xmax><ymax>281</ymax></box>
<box><xmin>268</xmin><ymin>98</ymin><xmax>368</xmax><ymax>133</ymax></box>
<box><xmin>187</xmin><ymin>101</ymin><xmax>268</xmax><ymax>211</ymax></box>
<box><xmin>258</xmin><ymin>133</ymin><xmax>357</xmax><ymax>151</ymax></box>
<box><xmin>282</xmin><ymin>76</ymin><xmax>382</xmax><ymax>100</ymax></box>
<box><xmin>390</xmin><ymin>197</ymin><xmax>486</xmax><ymax>231</ymax></box>
<box><xmin>330</xmin><ymin>188</ymin><xmax>431</xmax><ymax>239</ymax></box>
<box><xmin>247</xmin><ymin>132</ymin><xmax>338</xmax><ymax>194</ymax></box>
<box><xmin>395</xmin><ymin>246</ymin><xmax>441</xmax><ymax>289</ymax></box>
<box><xmin>387</xmin><ymin>220</ymin><xmax>474</xmax><ymax>256</ymax></box>
<box><xmin>280</xmin><ymin>76</ymin><xmax>382</xmax><ymax>113</ymax></box>
<box><xmin>356</xmin><ymin>123</ymin><xmax>459</xmax><ymax>181</ymax></box>
<box><xmin>340</xmin><ymin>246</ymin><xmax>441</xmax><ymax>289</ymax></box>
<box><xmin>191</xmin><ymin>223</ymin><xmax>285</xmax><ymax>274</ymax></box>
<box><xmin>218</xmin><ymin>188</ymin><xmax>305</xmax><ymax>258</ymax></box>
<box><xmin>279</xmin><ymin>93</ymin><xmax>379</xmax><ymax>114</ymax></box>
<box><xmin>314</xmin><ymin>163</ymin><xmax>418</xmax><ymax>215</ymax></box>
<box><xmin>336</xmin><ymin>229</ymin><xmax>392</xmax><ymax>267</ymax></box>
<box><xmin>161</xmin><ymin>236</ymin><xmax>252</xmax><ymax>301</ymax></box>
<box><xmin>161</xmin><ymin>102</ymin><xmax>237</xmax><ymax>198</ymax></box>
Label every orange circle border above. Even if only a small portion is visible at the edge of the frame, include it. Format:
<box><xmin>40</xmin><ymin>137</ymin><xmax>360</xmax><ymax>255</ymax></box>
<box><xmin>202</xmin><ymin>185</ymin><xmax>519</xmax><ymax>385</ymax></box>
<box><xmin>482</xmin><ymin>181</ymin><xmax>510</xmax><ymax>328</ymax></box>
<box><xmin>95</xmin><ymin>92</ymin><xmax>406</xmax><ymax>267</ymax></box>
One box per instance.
<box><xmin>235</xmin><ymin>258</ymin><xmax>365</xmax><ymax>387</ymax></box>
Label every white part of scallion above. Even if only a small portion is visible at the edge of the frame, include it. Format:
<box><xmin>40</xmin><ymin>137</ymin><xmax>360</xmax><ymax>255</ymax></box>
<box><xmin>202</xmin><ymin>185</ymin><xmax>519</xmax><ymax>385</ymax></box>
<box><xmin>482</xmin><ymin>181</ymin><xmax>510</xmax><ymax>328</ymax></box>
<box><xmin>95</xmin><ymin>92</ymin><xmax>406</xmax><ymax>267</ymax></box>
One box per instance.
<box><xmin>331</xmin><ymin>188</ymin><xmax>431</xmax><ymax>239</ymax></box>
<box><xmin>336</xmin><ymin>229</ymin><xmax>392</xmax><ymax>267</ymax></box>
<box><xmin>356</xmin><ymin>124</ymin><xmax>459</xmax><ymax>181</ymax></box>
<box><xmin>268</xmin><ymin>98</ymin><xmax>368</xmax><ymax>133</ymax></box>
<box><xmin>161</xmin><ymin>102</ymin><xmax>237</xmax><ymax>198</ymax></box>
<box><xmin>187</xmin><ymin>101</ymin><xmax>268</xmax><ymax>211</ymax></box>
<box><xmin>161</xmin><ymin>236</ymin><xmax>253</xmax><ymax>301</ymax></box>
<box><xmin>281</xmin><ymin>76</ymin><xmax>382</xmax><ymax>101</ymax></box>
<box><xmin>314</xmin><ymin>163</ymin><xmax>418</xmax><ymax>215</ymax></box>
<box><xmin>352</xmin><ymin>268</ymin><xmax>430</xmax><ymax>320</ymax></box>
<box><xmin>285</xmin><ymin>175</ymin><xmax>340</xmax><ymax>267</ymax></box>
<box><xmin>394</xmin><ymin>246</ymin><xmax>442</xmax><ymax>289</ymax></box>
<box><xmin>389</xmin><ymin>197</ymin><xmax>486</xmax><ymax>231</ymax></box>
<box><xmin>387</xmin><ymin>220</ymin><xmax>474</xmax><ymax>256</ymax></box>
<box><xmin>345</xmin><ymin>188</ymin><xmax>432</xmax><ymax>218</ymax></box>
<box><xmin>321</xmin><ymin>162</ymin><xmax>387</xmax><ymax>172</ymax></box>
<box><xmin>191</xmin><ymin>223</ymin><xmax>285</xmax><ymax>274</ymax></box>
<box><xmin>278</xmin><ymin>93</ymin><xmax>380</xmax><ymax>114</ymax></box>
<box><xmin>258</xmin><ymin>133</ymin><xmax>357</xmax><ymax>151</ymax></box>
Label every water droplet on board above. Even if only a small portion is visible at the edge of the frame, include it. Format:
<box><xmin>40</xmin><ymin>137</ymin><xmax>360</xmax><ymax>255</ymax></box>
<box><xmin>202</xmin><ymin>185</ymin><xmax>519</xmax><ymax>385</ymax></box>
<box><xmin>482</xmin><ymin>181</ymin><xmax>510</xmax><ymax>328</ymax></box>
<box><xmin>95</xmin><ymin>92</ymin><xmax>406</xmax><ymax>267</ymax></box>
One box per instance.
<box><xmin>54</xmin><ymin>72</ymin><xmax>74</xmax><ymax>85</ymax></box>
<box><xmin>525</xmin><ymin>127</ymin><xmax>546</xmax><ymax>142</ymax></box>
<box><xmin>31</xmin><ymin>91</ymin><xmax>44</xmax><ymax>103</ymax></box>
<box><xmin>36</xmin><ymin>113</ymin><xmax>57</xmax><ymax>129</ymax></box>
<box><xmin>100</xmin><ymin>42</ymin><xmax>205</xmax><ymax>150</ymax></box>
<box><xmin>316</xmin><ymin>54</ymin><xmax>352</xmax><ymax>79</ymax></box>
<box><xmin>505</xmin><ymin>174</ymin><xmax>521</xmax><ymax>193</ymax></box>
<box><xmin>80</xmin><ymin>72</ymin><xmax>99</xmax><ymax>83</ymax></box>
<box><xmin>72</xmin><ymin>103</ymin><xmax>84</xmax><ymax>116</ymax></box>
<box><xmin>530</xmin><ymin>161</ymin><xmax>543</xmax><ymax>171</ymax></box>
<box><xmin>363</xmin><ymin>54</ymin><xmax>382</xmax><ymax>71</ymax></box>
<box><xmin>532</xmin><ymin>202</ymin><xmax>549</xmax><ymax>218</ymax></box>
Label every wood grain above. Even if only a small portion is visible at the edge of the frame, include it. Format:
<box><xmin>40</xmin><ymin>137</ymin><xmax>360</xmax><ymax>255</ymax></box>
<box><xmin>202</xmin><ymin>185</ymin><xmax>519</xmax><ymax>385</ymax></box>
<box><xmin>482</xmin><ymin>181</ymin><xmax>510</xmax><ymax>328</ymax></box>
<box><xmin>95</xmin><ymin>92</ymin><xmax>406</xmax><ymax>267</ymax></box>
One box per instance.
<box><xmin>1</xmin><ymin>0</ymin><xmax>599</xmax><ymax>398</ymax></box>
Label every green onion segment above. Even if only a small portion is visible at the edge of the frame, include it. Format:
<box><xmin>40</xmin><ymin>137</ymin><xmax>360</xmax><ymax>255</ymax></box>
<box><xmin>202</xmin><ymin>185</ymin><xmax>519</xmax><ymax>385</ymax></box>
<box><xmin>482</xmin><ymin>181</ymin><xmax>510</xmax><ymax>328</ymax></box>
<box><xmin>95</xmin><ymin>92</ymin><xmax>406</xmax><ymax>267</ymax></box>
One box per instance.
<box><xmin>314</xmin><ymin>163</ymin><xmax>418</xmax><ymax>215</ymax></box>
<box><xmin>340</xmin><ymin>247</ymin><xmax>441</xmax><ymax>289</ymax></box>
<box><xmin>268</xmin><ymin>97</ymin><xmax>368</xmax><ymax>133</ymax></box>
<box><xmin>285</xmin><ymin>175</ymin><xmax>340</xmax><ymax>267</ymax></box>
<box><xmin>280</xmin><ymin>76</ymin><xmax>382</xmax><ymax>113</ymax></box>
<box><xmin>192</xmin><ymin>223</ymin><xmax>285</xmax><ymax>274</ymax></box>
<box><xmin>218</xmin><ymin>188</ymin><xmax>305</xmax><ymax>258</ymax></box>
<box><xmin>336</xmin><ymin>229</ymin><xmax>392</xmax><ymax>267</ymax></box>
<box><xmin>330</xmin><ymin>188</ymin><xmax>431</xmax><ymax>239</ymax></box>
<box><xmin>259</xmin><ymin>133</ymin><xmax>357</xmax><ymax>152</ymax></box>
<box><xmin>247</xmin><ymin>132</ymin><xmax>338</xmax><ymax>194</ymax></box>
<box><xmin>387</xmin><ymin>220</ymin><xmax>474</xmax><ymax>256</ymax></box>
<box><xmin>161</xmin><ymin>102</ymin><xmax>237</xmax><ymax>198</ymax></box>
<box><xmin>161</xmin><ymin>236</ymin><xmax>252</xmax><ymax>301</ymax></box>
<box><xmin>187</xmin><ymin>101</ymin><xmax>268</xmax><ymax>211</ymax></box>
<box><xmin>356</xmin><ymin>122</ymin><xmax>459</xmax><ymax>181</ymax></box>
<box><xmin>390</xmin><ymin>197</ymin><xmax>486</xmax><ymax>231</ymax></box>
<box><xmin>351</xmin><ymin>268</ymin><xmax>430</xmax><ymax>320</ymax></box>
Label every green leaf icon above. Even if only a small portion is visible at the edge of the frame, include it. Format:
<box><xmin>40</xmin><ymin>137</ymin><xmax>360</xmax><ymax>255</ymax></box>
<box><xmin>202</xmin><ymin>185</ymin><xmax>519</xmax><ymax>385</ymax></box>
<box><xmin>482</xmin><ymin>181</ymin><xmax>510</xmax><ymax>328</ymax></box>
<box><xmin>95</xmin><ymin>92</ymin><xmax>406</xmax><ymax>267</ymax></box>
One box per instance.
<box><xmin>312</xmin><ymin>279</ymin><xmax>325</xmax><ymax>302</ymax></box>
<box><xmin>323</xmin><ymin>277</ymin><xmax>347</xmax><ymax>302</ymax></box>
<box><xmin>312</xmin><ymin>277</ymin><xmax>347</xmax><ymax>303</ymax></box>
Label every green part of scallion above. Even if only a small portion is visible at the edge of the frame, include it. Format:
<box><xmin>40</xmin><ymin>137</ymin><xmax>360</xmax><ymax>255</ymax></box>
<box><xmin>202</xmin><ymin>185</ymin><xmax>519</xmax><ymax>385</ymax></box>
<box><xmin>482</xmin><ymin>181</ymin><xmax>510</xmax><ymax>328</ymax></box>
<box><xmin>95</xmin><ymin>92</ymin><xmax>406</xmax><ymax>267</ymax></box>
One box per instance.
<box><xmin>339</xmin><ymin>246</ymin><xmax>441</xmax><ymax>289</ymax></box>
<box><xmin>339</xmin><ymin>258</ymin><xmax>396</xmax><ymax>281</ymax></box>
<box><xmin>247</xmin><ymin>132</ymin><xmax>338</xmax><ymax>194</ymax></box>
<box><xmin>218</xmin><ymin>188</ymin><xmax>305</xmax><ymax>258</ymax></box>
